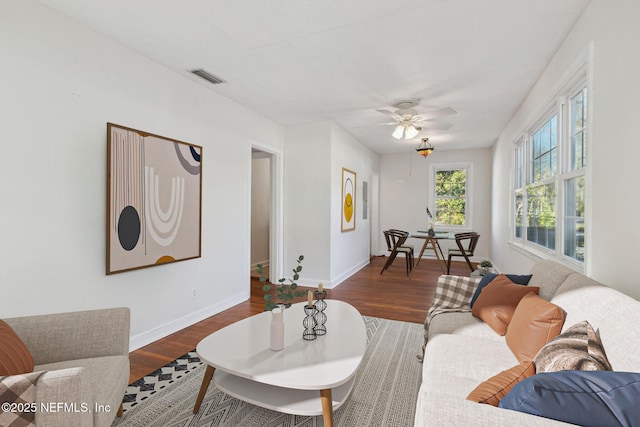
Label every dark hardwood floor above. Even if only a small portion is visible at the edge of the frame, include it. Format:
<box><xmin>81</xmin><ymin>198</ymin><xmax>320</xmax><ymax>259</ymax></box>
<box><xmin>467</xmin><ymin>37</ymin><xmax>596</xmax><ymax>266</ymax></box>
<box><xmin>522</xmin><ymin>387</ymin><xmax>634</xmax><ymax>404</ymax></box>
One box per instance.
<box><xmin>128</xmin><ymin>256</ymin><xmax>475</xmax><ymax>383</ymax></box>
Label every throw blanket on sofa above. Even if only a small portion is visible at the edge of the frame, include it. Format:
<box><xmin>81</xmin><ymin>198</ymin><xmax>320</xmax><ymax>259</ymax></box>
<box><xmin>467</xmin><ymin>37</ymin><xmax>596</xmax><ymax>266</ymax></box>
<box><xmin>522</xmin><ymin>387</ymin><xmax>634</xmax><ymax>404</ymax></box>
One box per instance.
<box><xmin>418</xmin><ymin>275</ymin><xmax>480</xmax><ymax>362</ymax></box>
<box><xmin>0</xmin><ymin>371</ymin><xmax>46</xmax><ymax>427</ymax></box>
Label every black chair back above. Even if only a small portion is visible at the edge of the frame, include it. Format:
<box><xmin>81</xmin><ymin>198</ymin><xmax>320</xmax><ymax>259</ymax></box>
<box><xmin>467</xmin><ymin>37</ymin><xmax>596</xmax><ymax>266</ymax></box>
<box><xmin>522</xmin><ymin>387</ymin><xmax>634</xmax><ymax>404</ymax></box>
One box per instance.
<box><xmin>381</xmin><ymin>229</ymin><xmax>414</xmax><ymax>276</ymax></box>
<box><xmin>446</xmin><ymin>232</ymin><xmax>480</xmax><ymax>274</ymax></box>
<box><xmin>455</xmin><ymin>232</ymin><xmax>480</xmax><ymax>255</ymax></box>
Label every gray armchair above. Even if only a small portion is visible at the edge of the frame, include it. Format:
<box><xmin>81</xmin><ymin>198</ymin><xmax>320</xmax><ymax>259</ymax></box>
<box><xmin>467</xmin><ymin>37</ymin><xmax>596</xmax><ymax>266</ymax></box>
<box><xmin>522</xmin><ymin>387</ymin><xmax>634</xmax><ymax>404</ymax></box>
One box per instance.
<box><xmin>4</xmin><ymin>307</ymin><xmax>130</xmax><ymax>427</ymax></box>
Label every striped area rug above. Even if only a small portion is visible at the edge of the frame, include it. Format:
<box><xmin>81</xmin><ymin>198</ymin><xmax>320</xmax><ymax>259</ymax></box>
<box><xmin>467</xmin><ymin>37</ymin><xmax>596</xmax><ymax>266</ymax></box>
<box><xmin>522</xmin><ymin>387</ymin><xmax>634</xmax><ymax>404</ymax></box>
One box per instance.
<box><xmin>113</xmin><ymin>316</ymin><xmax>423</xmax><ymax>427</ymax></box>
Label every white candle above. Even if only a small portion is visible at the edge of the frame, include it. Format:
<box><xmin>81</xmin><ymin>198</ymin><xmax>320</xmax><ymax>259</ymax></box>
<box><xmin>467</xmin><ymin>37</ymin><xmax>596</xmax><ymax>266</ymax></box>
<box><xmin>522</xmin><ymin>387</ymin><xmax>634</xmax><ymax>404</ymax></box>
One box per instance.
<box><xmin>308</xmin><ymin>290</ymin><xmax>313</xmax><ymax>307</ymax></box>
<box><xmin>318</xmin><ymin>283</ymin><xmax>324</xmax><ymax>293</ymax></box>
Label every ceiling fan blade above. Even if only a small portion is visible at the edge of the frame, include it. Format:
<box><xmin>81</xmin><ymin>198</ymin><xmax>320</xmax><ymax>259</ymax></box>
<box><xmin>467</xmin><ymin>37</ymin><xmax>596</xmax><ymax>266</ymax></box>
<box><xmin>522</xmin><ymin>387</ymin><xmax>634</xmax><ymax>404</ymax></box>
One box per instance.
<box><xmin>416</xmin><ymin>107</ymin><xmax>457</xmax><ymax>121</ymax></box>
<box><xmin>376</xmin><ymin>109</ymin><xmax>403</xmax><ymax>121</ymax></box>
<box><xmin>376</xmin><ymin>122</ymin><xmax>401</xmax><ymax>126</ymax></box>
<box><xmin>416</xmin><ymin>121</ymin><xmax>453</xmax><ymax>131</ymax></box>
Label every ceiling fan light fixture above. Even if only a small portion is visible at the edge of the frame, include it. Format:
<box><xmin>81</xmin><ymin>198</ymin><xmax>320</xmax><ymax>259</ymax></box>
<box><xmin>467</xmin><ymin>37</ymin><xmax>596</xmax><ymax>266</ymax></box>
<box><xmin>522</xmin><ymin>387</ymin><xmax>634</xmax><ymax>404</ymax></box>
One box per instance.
<box><xmin>405</xmin><ymin>125</ymin><xmax>419</xmax><ymax>139</ymax></box>
<box><xmin>416</xmin><ymin>138</ymin><xmax>434</xmax><ymax>157</ymax></box>
<box><xmin>392</xmin><ymin>125</ymin><xmax>405</xmax><ymax>139</ymax></box>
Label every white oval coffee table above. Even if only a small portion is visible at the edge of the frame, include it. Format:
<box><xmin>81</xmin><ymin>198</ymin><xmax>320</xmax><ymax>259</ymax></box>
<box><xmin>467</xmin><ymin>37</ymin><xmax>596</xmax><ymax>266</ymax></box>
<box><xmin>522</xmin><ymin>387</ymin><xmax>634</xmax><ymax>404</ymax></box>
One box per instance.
<box><xmin>193</xmin><ymin>300</ymin><xmax>366</xmax><ymax>427</ymax></box>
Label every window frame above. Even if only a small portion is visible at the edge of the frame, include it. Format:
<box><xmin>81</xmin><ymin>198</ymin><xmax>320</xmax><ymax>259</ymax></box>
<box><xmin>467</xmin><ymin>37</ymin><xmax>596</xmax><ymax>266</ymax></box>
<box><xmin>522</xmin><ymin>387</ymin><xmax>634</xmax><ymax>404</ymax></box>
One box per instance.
<box><xmin>510</xmin><ymin>59</ymin><xmax>591</xmax><ymax>272</ymax></box>
<box><xmin>429</xmin><ymin>162</ymin><xmax>473</xmax><ymax>231</ymax></box>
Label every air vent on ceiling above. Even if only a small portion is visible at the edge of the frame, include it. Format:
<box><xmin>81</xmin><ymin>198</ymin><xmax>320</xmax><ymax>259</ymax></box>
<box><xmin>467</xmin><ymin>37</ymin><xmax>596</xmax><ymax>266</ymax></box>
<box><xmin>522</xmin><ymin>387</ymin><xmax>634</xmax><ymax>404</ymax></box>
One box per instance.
<box><xmin>190</xmin><ymin>69</ymin><xmax>226</xmax><ymax>85</ymax></box>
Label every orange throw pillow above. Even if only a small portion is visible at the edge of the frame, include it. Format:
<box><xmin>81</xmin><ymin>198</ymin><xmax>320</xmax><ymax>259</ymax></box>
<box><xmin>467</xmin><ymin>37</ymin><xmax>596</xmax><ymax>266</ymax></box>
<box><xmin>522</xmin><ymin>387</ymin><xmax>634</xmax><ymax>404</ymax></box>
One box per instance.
<box><xmin>0</xmin><ymin>320</ymin><xmax>35</xmax><ymax>376</ymax></box>
<box><xmin>471</xmin><ymin>275</ymin><xmax>540</xmax><ymax>335</ymax></box>
<box><xmin>506</xmin><ymin>292</ymin><xmax>566</xmax><ymax>363</ymax></box>
<box><xmin>467</xmin><ymin>361</ymin><xmax>536</xmax><ymax>406</ymax></box>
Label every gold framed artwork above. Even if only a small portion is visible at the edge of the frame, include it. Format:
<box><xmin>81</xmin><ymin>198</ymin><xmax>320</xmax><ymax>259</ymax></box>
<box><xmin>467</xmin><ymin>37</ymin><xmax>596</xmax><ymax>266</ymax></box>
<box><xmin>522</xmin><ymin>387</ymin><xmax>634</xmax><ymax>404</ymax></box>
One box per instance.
<box><xmin>106</xmin><ymin>123</ymin><xmax>202</xmax><ymax>274</ymax></box>
<box><xmin>341</xmin><ymin>167</ymin><xmax>356</xmax><ymax>232</ymax></box>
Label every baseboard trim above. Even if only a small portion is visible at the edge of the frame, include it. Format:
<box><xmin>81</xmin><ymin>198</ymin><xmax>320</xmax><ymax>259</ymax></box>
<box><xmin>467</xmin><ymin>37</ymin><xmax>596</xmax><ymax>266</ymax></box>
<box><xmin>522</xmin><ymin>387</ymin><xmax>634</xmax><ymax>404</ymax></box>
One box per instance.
<box><xmin>251</xmin><ymin>260</ymin><xmax>269</xmax><ymax>270</ymax></box>
<box><xmin>330</xmin><ymin>258</ymin><xmax>370</xmax><ymax>289</ymax></box>
<box><xmin>129</xmin><ymin>293</ymin><xmax>248</xmax><ymax>351</ymax></box>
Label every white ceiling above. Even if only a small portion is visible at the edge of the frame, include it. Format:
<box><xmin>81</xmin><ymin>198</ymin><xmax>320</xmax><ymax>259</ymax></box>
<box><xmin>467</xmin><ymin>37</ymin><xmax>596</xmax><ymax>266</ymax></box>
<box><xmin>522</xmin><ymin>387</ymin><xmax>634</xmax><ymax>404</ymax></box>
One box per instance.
<box><xmin>38</xmin><ymin>0</ymin><xmax>589</xmax><ymax>154</ymax></box>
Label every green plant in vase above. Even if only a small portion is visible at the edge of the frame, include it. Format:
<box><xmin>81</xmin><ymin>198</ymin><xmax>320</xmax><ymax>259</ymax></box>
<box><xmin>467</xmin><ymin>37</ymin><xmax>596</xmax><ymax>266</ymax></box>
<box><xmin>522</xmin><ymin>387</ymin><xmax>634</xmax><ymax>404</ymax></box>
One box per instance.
<box><xmin>258</xmin><ymin>255</ymin><xmax>307</xmax><ymax>311</ymax></box>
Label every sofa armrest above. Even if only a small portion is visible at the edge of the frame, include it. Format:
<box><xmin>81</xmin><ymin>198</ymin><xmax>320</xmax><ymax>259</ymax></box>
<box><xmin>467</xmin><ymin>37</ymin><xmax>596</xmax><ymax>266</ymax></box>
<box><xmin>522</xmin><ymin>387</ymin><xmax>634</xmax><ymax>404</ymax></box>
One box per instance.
<box><xmin>5</xmin><ymin>308</ymin><xmax>130</xmax><ymax>365</ymax></box>
<box><xmin>32</xmin><ymin>367</ymin><xmax>94</xmax><ymax>427</ymax></box>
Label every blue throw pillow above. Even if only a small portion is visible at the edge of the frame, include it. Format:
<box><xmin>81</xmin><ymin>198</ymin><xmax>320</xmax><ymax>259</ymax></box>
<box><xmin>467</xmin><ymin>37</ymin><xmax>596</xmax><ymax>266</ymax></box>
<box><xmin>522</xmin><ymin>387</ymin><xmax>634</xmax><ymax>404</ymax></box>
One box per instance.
<box><xmin>469</xmin><ymin>273</ymin><xmax>532</xmax><ymax>308</ymax></box>
<box><xmin>499</xmin><ymin>371</ymin><xmax>640</xmax><ymax>427</ymax></box>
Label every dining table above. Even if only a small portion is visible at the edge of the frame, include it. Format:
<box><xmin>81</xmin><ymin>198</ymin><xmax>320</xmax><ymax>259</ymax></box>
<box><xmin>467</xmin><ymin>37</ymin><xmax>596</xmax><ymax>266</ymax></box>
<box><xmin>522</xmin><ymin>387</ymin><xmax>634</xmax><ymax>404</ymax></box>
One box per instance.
<box><xmin>409</xmin><ymin>231</ymin><xmax>455</xmax><ymax>277</ymax></box>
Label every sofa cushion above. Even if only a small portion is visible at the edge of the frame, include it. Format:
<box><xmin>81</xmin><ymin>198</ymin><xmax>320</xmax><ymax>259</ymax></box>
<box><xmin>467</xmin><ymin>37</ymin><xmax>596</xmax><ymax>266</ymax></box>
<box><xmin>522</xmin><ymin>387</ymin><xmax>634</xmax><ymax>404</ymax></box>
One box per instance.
<box><xmin>0</xmin><ymin>320</ymin><xmax>34</xmax><ymax>376</ymax></box>
<box><xmin>469</xmin><ymin>273</ymin><xmax>532</xmax><ymax>308</ymax></box>
<box><xmin>533</xmin><ymin>320</ymin><xmax>612</xmax><ymax>372</ymax></box>
<box><xmin>428</xmin><ymin>312</ymin><xmax>501</xmax><ymax>341</ymax></box>
<box><xmin>471</xmin><ymin>276</ymin><xmax>540</xmax><ymax>335</ymax></box>
<box><xmin>423</xmin><ymin>334</ymin><xmax>518</xmax><ymax>382</ymax></box>
<box><xmin>527</xmin><ymin>260</ymin><xmax>575</xmax><ymax>300</ymax></box>
<box><xmin>416</xmin><ymin>391</ymin><xmax>573</xmax><ymax>427</ymax></box>
<box><xmin>466</xmin><ymin>361</ymin><xmax>535</xmax><ymax>406</ymax></box>
<box><xmin>550</xmin><ymin>275</ymin><xmax>640</xmax><ymax>372</ymax></box>
<box><xmin>500</xmin><ymin>371</ymin><xmax>640</xmax><ymax>427</ymax></box>
<box><xmin>506</xmin><ymin>293</ymin><xmax>565</xmax><ymax>363</ymax></box>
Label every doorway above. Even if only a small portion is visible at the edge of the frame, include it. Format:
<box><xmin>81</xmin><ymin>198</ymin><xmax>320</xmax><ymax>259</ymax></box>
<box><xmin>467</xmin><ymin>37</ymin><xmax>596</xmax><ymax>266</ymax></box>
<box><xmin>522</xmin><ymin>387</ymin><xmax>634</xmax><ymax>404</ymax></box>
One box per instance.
<box><xmin>250</xmin><ymin>144</ymin><xmax>283</xmax><ymax>284</ymax></box>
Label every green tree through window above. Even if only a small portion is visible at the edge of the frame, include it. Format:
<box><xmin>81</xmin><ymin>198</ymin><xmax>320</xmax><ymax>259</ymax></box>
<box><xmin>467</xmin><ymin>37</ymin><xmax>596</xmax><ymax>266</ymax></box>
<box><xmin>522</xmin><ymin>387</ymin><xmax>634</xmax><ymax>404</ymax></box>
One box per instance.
<box><xmin>435</xmin><ymin>169</ymin><xmax>467</xmax><ymax>226</ymax></box>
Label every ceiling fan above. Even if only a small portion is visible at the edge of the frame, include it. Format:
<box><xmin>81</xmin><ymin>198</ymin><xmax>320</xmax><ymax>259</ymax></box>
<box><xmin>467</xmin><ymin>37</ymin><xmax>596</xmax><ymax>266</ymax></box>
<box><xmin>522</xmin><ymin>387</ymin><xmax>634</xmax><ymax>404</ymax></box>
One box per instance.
<box><xmin>376</xmin><ymin>99</ymin><xmax>456</xmax><ymax>140</ymax></box>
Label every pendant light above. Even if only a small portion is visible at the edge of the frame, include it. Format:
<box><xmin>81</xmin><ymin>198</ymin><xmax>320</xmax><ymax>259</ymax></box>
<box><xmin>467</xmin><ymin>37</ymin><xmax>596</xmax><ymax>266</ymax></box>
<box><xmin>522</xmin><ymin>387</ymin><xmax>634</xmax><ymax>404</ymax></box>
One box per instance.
<box><xmin>416</xmin><ymin>138</ymin><xmax>434</xmax><ymax>157</ymax></box>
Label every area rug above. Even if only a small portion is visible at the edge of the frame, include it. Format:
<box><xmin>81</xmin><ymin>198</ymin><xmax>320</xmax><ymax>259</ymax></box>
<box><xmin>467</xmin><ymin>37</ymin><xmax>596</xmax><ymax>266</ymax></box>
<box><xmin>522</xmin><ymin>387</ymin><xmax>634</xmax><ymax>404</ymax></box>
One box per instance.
<box><xmin>113</xmin><ymin>316</ymin><xmax>423</xmax><ymax>427</ymax></box>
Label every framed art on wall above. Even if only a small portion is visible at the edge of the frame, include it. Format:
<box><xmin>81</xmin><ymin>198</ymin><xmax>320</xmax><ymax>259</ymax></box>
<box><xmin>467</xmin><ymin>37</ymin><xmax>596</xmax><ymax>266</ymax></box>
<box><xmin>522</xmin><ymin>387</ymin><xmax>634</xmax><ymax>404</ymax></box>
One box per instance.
<box><xmin>106</xmin><ymin>123</ymin><xmax>202</xmax><ymax>274</ymax></box>
<box><xmin>341</xmin><ymin>167</ymin><xmax>356</xmax><ymax>232</ymax></box>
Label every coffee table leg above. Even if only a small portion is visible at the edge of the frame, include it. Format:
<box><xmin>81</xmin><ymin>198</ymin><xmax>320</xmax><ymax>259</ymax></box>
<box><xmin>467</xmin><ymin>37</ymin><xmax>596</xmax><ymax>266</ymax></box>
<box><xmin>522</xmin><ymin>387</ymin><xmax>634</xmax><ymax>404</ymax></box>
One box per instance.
<box><xmin>193</xmin><ymin>365</ymin><xmax>215</xmax><ymax>413</ymax></box>
<box><xmin>320</xmin><ymin>388</ymin><xmax>334</xmax><ymax>427</ymax></box>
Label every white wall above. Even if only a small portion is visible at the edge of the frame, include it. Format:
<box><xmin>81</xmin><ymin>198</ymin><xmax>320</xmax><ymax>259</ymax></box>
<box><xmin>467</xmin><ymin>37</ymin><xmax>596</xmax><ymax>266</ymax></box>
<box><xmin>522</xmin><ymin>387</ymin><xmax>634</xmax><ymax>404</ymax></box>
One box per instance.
<box><xmin>330</xmin><ymin>124</ymin><xmax>380</xmax><ymax>286</ymax></box>
<box><xmin>379</xmin><ymin>148</ymin><xmax>493</xmax><ymax>261</ymax></box>
<box><xmin>283</xmin><ymin>122</ymin><xmax>332</xmax><ymax>286</ymax></box>
<box><xmin>0</xmin><ymin>1</ymin><xmax>285</xmax><ymax>348</ymax></box>
<box><xmin>283</xmin><ymin>122</ymin><xmax>379</xmax><ymax>288</ymax></box>
<box><xmin>491</xmin><ymin>0</ymin><xmax>640</xmax><ymax>299</ymax></box>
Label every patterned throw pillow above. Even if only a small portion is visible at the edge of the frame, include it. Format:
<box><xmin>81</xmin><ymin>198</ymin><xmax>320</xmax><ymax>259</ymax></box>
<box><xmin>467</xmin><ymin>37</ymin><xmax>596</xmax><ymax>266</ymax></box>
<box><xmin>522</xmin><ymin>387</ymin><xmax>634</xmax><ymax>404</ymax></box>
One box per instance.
<box><xmin>533</xmin><ymin>320</ymin><xmax>612</xmax><ymax>372</ymax></box>
<box><xmin>0</xmin><ymin>372</ymin><xmax>45</xmax><ymax>427</ymax></box>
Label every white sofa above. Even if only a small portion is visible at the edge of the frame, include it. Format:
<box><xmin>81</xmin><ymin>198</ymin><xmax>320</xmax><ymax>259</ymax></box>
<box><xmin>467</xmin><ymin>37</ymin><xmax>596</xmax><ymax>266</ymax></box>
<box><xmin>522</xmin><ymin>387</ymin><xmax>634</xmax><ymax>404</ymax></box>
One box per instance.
<box><xmin>4</xmin><ymin>307</ymin><xmax>130</xmax><ymax>427</ymax></box>
<box><xmin>414</xmin><ymin>260</ymin><xmax>640</xmax><ymax>426</ymax></box>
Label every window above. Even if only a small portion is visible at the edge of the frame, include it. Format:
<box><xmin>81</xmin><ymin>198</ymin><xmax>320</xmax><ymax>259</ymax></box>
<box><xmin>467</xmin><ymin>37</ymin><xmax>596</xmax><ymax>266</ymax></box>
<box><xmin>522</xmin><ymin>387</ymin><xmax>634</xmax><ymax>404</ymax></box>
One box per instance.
<box><xmin>527</xmin><ymin>115</ymin><xmax>558</xmax><ymax>250</ymax></box>
<box><xmin>564</xmin><ymin>87</ymin><xmax>588</xmax><ymax>262</ymax></box>
<box><xmin>431</xmin><ymin>164</ymin><xmax>471</xmax><ymax>228</ymax></box>
<box><xmin>514</xmin><ymin>142</ymin><xmax>525</xmax><ymax>239</ymax></box>
<box><xmin>512</xmin><ymin>84</ymin><xmax>588</xmax><ymax>266</ymax></box>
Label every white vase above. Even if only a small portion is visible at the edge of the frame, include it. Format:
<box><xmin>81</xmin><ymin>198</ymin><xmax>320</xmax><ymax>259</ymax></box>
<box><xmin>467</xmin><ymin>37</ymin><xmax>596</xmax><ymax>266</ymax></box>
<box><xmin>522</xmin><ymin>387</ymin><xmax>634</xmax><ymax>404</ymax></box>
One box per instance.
<box><xmin>270</xmin><ymin>306</ymin><xmax>284</xmax><ymax>351</ymax></box>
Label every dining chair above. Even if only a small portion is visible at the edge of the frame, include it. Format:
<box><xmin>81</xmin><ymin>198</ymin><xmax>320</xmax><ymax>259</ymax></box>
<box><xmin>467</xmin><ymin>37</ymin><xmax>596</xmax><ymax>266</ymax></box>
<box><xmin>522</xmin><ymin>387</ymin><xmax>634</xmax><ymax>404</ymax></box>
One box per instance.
<box><xmin>380</xmin><ymin>229</ymin><xmax>414</xmax><ymax>276</ymax></box>
<box><xmin>446</xmin><ymin>232</ymin><xmax>480</xmax><ymax>274</ymax></box>
<box><xmin>390</xmin><ymin>229</ymin><xmax>416</xmax><ymax>269</ymax></box>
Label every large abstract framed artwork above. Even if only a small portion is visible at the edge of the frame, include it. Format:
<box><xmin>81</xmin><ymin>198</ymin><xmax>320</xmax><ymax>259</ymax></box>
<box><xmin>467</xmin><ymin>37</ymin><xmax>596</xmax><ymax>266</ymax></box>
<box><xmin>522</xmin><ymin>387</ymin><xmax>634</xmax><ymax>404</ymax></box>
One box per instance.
<box><xmin>106</xmin><ymin>123</ymin><xmax>202</xmax><ymax>274</ymax></box>
<box><xmin>341</xmin><ymin>167</ymin><xmax>356</xmax><ymax>232</ymax></box>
